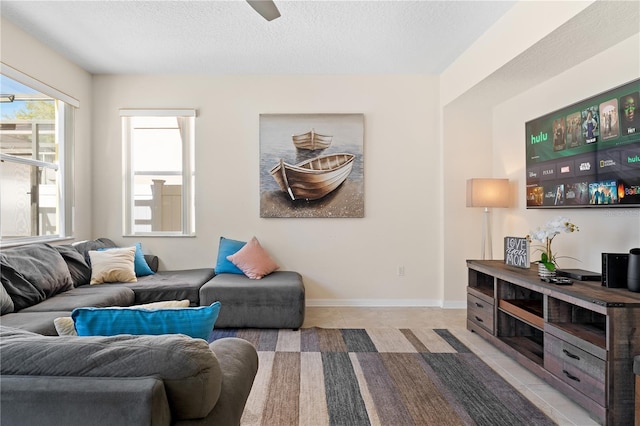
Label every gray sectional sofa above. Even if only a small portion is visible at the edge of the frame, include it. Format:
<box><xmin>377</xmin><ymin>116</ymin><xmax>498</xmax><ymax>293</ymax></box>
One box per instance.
<box><xmin>0</xmin><ymin>237</ymin><xmax>261</xmax><ymax>425</ymax></box>
<box><xmin>1</xmin><ymin>237</ymin><xmax>306</xmax><ymax>333</ymax></box>
<box><xmin>0</xmin><ymin>237</ymin><xmax>308</xmax><ymax>425</ymax></box>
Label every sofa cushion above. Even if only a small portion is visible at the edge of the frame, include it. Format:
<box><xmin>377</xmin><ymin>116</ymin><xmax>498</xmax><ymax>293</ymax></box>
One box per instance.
<box><xmin>0</xmin><ymin>326</ymin><xmax>222</xmax><ymax>420</ymax></box>
<box><xmin>19</xmin><ymin>285</ymin><xmax>135</xmax><ymax>313</ymax></box>
<box><xmin>0</xmin><ymin>244</ymin><xmax>73</xmax><ymax>310</ymax></box>
<box><xmin>226</xmin><ymin>236</ymin><xmax>279</xmax><ymax>279</ymax></box>
<box><xmin>0</xmin><ymin>311</ymin><xmax>72</xmax><ymax>336</ymax></box>
<box><xmin>53</xmin><ymin>245</ymin><xmax>92</xmax><ymax>287</ymax></box>
<box><xmin>215</xmin><ymin>237</ymin><xmax>246</xmax><ymax>275</ymax></box>
<box><xmin>54</xmin><ymin>299</ymin><xmax>191</xmax><ymax>336</ymax></box>
<box><xmin>89</xmin><ymin>247</ymin><xmax>137</xmax><ymax>284</ymax></box>
<box><xmin>1</xmin><ymin>375</ymin><xmax>172</xmax><ymax>426</ymax></box>
<box><xmin>72</xmin><ymin>302</ymin><xmax>221</xmax><ymax>340</ymax></box>
<box><xmin>105</xmin><ymin>269</ymin><xmax>215</xmax><ymax>306</ymax></box>
<box><xmin>1</xmin><ymin>284</ymin><xmax>15</xmax><ymax>314</ymax></box>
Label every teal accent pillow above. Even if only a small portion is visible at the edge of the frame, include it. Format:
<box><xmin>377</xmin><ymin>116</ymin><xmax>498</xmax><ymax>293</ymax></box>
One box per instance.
<box><xmin>215</xmin><ymin>237</ymin><xmax>246</xmax><ymax>275</ymax></box>
<box><xmin>132</xmin><ymin>243</ymin><xmax>154</xmax><ymax>276</ymax></box>
<box><xmin>98</xmin><ymin>243</ymin><xmax>154</xmax><ymax>277</ymax></box>
<box><xmin>71</xmin><ymin>302</ymin><xmax>221</xmax><ymax>340</ymax></box>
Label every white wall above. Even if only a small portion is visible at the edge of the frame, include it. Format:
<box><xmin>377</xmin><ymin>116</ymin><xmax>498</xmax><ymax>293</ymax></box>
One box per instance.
<box><xmin>492</xmin><ymin>34</ymin><xmax>640</xmax><ymax>272</ymax></box>
<box><xmin>0</xmin><ymin>18</ymin><xmax>94</xmax><ymax>241</ymax></box>
<box><xmin>92</xmin><ymin>74</ymin><xmax>443</xmax><ymax>305</ymax></box>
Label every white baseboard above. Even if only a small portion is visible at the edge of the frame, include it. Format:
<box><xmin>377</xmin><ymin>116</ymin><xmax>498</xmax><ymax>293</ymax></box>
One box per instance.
<box><xmin>441</xmin><ymin>300</ymin><xmax>466</xmax><ymax>309</ymax></box>
<box><xmin>306</xmin><ymin>299</ymin><xmax>466</xmax><ymax>309</ymax></box>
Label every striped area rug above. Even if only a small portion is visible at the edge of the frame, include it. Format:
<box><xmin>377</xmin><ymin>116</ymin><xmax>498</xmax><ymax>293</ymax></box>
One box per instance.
<box><xmin>208</xmin><ymin>328</ymin><xmax>555</xmax><ymax>426</ymax></box>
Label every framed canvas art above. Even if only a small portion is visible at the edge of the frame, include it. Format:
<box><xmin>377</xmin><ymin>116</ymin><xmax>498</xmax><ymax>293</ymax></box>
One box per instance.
<box><xmin>260</xmin><ymin>113</ymin><xmax>364</xmax><ymax>218</ymax></box>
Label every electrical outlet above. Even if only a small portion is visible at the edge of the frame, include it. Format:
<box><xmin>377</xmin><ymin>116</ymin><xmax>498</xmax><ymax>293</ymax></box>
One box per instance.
<box><xmin>398</xmin><ymin>266</ymin><xmax>405</xmax><ymax>277</ymax></box>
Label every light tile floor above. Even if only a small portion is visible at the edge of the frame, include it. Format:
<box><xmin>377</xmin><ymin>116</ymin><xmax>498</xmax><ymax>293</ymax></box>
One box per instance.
<box><xmin>303</xmin><ymin>307</ymin><xmax>599</xmax><ymax>426</ymax></box>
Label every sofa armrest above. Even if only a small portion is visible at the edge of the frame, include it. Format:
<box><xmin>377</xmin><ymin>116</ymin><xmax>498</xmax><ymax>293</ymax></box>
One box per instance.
<box><xmin>144</xmin><ymin>254</ymin><xmax>159</xmax><ymax>272</ymax></box>
<box><xmin>174</xmin><ymin>338</ymin><xmax>258</xmax><ymax>426</ymax></box>
<box><xmin>1</xmin><ymin>375</ymin><xmax>171</xmax><ymax>426</ymax></box>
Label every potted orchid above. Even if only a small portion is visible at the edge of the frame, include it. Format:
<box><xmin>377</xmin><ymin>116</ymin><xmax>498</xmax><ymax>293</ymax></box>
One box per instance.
<box><xmin>528</xmin><ymin>216</ymin><xmax>579</xmax><ymax>273</ymax></box>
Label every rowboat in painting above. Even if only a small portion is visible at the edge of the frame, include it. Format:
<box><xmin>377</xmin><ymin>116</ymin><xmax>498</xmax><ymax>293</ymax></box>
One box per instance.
<box><xmin>292</xmin><ymin>129</ymin><xmax>333</xmax><ymax>150</ymax></box>
<box><xmin>270</xmin><ymin>153</ymin><xmax>355</xmax><ymax>201</ymax></box>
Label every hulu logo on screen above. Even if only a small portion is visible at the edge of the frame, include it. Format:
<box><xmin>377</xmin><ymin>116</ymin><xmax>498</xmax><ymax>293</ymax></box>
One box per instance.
<box><xmin>530</xmin><ymin>132</ymin><xmax>548</xmax><ymax>144</ymax></box>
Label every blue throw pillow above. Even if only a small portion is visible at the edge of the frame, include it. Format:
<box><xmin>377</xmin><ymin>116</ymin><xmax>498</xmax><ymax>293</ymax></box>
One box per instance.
<box><xmin>98</xmin><ymin>243</ymin><xmax>154</xmax><ymax>277</ymax></box>
<box><xmin>215</xmin><ymin>237</ymin><xmax>246</xmax><ymax>275</ymax></box>
<box><xmin>71</xmin><ymin>302</ymin><xmax>221</xmax><ymax>340</ymax></box>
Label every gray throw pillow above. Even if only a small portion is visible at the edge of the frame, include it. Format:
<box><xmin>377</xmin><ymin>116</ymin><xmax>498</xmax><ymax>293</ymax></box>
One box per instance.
<box><xmin>72</xmin><ymin>238</ymin><xmax>118</xmax><ymax>266</ymax></box>
<box><xmin>0</xmin><ymin>255</ymin><xmax>45</xmax><ymax>311</ymax></box>
<box><xmin>54</xmin><ymin>245</ymin><xmax>92</xmax><ymax>286</ymax></box>
<box><xmin>1</xmin><ymin>244</ymin><xmax>73</xmax><ymax>301</ymax></box>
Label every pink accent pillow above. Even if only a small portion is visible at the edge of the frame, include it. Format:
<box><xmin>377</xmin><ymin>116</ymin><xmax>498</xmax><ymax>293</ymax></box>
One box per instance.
<box><xmin>226</xmin><ymin>236</ymin><xmax>279</xmax><ymax>279</ymax></box>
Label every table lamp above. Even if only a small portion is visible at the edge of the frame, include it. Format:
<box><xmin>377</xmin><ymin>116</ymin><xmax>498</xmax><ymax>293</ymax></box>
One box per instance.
<box><xmin>466</xmin><ymin>178</ymin><xmax>509</xmax><ymax>259</ymax></box>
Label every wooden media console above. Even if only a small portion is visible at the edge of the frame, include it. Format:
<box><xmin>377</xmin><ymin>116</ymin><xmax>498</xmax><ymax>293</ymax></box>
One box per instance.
<box><xmin>467</xmin><ymin>260</ymin><xmax>640</xmax><ymax>425</ymax></box>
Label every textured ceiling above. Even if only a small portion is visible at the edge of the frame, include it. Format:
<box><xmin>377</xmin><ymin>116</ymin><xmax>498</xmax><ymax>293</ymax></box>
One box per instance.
<box><xmin>0</xmin><ymin>0</ymin><xmax>515</xmax><ymax>75</ymax></box>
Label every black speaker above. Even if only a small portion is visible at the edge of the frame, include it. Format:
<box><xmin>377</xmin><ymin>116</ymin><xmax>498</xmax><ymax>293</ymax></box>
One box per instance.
<box><xmin>601</xmin><ymin>253</ymin><xmax>629</xmax><ymax>288</ymax></box>
<box><xmin>628</xmin><ymin>248</ymin><xmax>640</xmax><ymax>292</ymax></box>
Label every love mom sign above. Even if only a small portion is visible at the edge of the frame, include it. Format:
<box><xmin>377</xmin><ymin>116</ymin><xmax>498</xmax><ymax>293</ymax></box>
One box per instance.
<box><xmin>504</xmin><ymin>236</ymin><xmax>530</xmax><ymax>269</ymax></box>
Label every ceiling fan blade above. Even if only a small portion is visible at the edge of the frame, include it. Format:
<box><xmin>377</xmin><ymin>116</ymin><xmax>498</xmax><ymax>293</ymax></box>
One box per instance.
<box><xmin>246</xmin><ymin>0</ymin><xmax>281</xmax><ymax>21</ymax></box>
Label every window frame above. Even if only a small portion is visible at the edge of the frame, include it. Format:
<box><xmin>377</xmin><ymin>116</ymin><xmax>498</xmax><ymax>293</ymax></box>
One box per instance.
<box><xmin>120</xmin><ymin>109</ymin><xmax>196</xmax><ymax>237</ymax></box>
<box><xmin>0</xmin><ymin>63</ymin><xmax>78</xmax><ymax>247</ymax></box>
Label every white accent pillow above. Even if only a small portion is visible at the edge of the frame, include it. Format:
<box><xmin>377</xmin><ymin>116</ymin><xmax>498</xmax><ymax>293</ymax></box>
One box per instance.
<box><xmin>54</xmin><ymin>299</ymin><xmax>191</xmax><ymax>336</ymax></box>
<box><xmin>88</xmin><ymin>246</ymin><xmax>137</xmax><ymax>284</ymax></box>
<box><xmin>53</xmin><ymin>316</ymin><xmax>77</xmax><ymax>336</ymax></box>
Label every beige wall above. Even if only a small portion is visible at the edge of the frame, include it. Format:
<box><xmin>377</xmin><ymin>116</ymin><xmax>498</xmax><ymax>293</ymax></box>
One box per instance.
<box><xmin>0</xmin><ymin>18</ymin><xmax>94</xmax><ymax>240</ymax></box>
<box><xmin>92</xmin><ymin>74</ymin><xmax>442</xmax><ymax>305</ymax></box>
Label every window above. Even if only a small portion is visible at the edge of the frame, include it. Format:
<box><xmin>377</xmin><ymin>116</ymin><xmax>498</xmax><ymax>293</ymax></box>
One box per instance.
<box><xmin>121</xmin><ymin>109</ymin><xmax>195</xmax><ymax>236</ymax></box>
<box><xmin>0</xmin><ymin>65</ymin><xmax>77</xmax><ymax>245</ymax></box>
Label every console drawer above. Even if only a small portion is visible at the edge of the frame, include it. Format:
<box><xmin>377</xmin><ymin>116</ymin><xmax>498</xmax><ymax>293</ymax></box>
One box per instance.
<box><xmin>467</xmin><ymin>293</ymin><xmax>494</xmax><ymax>334</ymax></box>
<box><xmin>544</xmin><ymin>333</ymin><xmax>606</xmax><ymax>405</ymax></box>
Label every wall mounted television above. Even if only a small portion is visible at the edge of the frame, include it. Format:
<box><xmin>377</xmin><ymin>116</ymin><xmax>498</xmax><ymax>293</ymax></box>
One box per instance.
<box><xmin>526</xmin><ymin>78</ymin><xmax>640</xmax><ymax>208</ymax></box>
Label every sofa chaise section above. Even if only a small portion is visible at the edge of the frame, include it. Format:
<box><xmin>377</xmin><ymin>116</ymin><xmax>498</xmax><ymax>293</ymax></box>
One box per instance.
<box><xmin>200</xmin><ymin>271</ymin><xmax>305</xmax><ymax>329</ymax></box>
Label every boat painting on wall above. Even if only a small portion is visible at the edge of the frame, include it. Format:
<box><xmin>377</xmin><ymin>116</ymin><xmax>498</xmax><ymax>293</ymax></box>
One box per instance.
<box><xmin>260</xmin><ymin>114</ymin><xmax>364</xmax><ymax>218</ymax></box>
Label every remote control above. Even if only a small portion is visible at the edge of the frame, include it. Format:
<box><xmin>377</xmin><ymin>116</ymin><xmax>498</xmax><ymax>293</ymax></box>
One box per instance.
<box><xmin>540</xmin><ymin>277</ymin><xmax>573</xmax><ymax>285</ymax></box>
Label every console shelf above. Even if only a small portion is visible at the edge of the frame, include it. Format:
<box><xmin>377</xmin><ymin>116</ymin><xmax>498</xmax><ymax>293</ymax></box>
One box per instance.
<box><xmin>498</xmin><ymin>299</ymin><xmax>544</xmax><ymax>329</ymax></box>
<box><xmin>467</xmin><ymin>260</ymin><xmax>640</xmax><ymax>425</ymax></box>
<box><xmin>549</xmin><ymin>322</ymin><xmax>606</xmax><ymax>350</ymax></box>
<box><xmin>500</xmin><ymin>335</ymin><xmax>544</xmax><ymax>365</ymax></box>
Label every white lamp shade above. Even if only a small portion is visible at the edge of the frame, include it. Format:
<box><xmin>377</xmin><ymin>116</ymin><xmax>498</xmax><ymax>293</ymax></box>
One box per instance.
<box><xmin>466</xmin><ymin>178</ymin><xmax>509</xmax><ymax>208</ymax></box>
